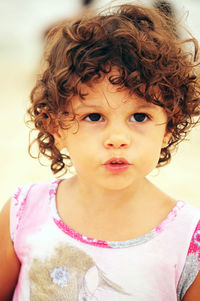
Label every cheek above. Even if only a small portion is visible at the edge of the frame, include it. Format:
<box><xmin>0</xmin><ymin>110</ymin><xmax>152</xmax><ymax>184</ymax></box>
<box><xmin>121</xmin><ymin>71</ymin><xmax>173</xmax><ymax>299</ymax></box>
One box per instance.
<box><xmin>139</xmin><ymin>132</ymin><xmax>165</xmax><ymax>163</ymax></box>
<box><xmin>64</xmin><ymin>133</ymin><xmax>91</xmax><ymax>164</ymax></box>
<box><xmin>66</xmin><ymin>127</ymin><xmax>101</xmax><ymax>155</ymax></box>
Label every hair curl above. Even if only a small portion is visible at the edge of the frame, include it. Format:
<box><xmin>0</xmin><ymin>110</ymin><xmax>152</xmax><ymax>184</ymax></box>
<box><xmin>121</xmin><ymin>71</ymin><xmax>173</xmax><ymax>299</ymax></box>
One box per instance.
<box><xmin>27</xmin><ymin>4</ymin><xmax>200</xmax><ymax>175</ymax></box>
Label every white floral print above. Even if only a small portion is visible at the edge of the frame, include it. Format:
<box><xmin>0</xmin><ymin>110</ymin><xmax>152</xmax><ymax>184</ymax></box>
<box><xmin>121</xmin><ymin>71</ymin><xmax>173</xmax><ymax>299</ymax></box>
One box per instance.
<box><xmin>50</xmin><ymin>266</ymin><xmax>69</xmax><ymax>287</ymax></box>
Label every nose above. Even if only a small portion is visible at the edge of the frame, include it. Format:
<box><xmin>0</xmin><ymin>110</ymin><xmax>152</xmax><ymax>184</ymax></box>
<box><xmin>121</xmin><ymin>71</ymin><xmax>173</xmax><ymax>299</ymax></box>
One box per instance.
<box><xmin>103</xmin><ymin>131</ymin><xmax>131</xmax><ymax>149</ymax></box>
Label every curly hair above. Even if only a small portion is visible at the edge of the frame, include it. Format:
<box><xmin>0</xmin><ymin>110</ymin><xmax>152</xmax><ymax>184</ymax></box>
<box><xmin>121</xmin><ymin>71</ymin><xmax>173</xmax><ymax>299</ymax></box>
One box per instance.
<box><xmin>27</xmin><ymin>4</ymin><xmax>200</xmax><ymax>175</ymax></box>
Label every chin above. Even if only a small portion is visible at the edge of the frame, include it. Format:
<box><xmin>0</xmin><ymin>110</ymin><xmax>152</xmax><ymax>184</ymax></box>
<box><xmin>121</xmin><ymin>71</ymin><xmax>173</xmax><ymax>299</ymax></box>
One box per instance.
<box><xmin>100</xmin><ymin>178</ymin><xmax>136</xmax><ymax>191</ymax></box>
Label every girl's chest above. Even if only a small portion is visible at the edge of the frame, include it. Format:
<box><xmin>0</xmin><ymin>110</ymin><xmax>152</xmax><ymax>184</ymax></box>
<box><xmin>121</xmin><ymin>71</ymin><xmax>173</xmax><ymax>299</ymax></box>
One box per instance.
<box><xmin>16</xmin><ymin>226</ymin><xmax>179</xmax><ymax>301</ymax></box>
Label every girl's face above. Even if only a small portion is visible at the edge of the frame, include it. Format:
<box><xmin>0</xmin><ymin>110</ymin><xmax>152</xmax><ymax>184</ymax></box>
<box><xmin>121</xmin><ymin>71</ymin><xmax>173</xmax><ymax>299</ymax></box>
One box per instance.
<box><xmin>58</xmin><ymin>75</ymin><xmax>170</xmax><ymax>191</ymax></box>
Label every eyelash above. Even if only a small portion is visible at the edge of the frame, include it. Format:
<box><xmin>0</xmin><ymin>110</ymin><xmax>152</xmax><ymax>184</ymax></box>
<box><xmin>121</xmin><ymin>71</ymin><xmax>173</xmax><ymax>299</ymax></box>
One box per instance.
<box><xmin>82</xmin><ymin>113</ymin><xmax>150</xmax><ymax>123</ymax></box>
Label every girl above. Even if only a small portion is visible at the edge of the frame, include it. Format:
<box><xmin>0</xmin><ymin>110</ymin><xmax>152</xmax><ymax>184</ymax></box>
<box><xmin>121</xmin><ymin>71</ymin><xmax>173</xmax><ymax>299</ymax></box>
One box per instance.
<box><xmin>0</xmin><ymin>3</ymin><xmax>200</xmax><ymax>300</ymax></box>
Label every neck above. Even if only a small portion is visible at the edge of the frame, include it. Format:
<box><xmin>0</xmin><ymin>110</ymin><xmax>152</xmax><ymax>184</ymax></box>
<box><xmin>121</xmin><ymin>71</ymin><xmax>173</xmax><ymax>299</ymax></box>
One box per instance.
<box><xmin>69</xmin><ymin>175</ymin><xmax>151</xmax><ymax>214</ymax></box>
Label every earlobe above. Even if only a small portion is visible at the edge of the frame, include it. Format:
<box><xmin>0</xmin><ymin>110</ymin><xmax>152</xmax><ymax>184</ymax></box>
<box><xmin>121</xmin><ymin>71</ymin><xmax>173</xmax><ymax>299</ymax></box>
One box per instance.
<box><xmin>53</xmin><ymin>130</ymin><xmax>65</xmax><ymax>150</ymax></box>
<box><xmin>162</xmin><ymin>131</ymin><xmax>172</xmax><ymax>148</ymax></box>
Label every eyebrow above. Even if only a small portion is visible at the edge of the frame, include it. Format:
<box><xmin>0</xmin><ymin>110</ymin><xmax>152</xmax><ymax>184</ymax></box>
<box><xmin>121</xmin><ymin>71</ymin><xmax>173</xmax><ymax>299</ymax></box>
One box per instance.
<box><xmin>73</xmin><ymin>101</ymin><xmax>161</xmax><ymax>112</ymax></box>
<box><xmin>72</xmin><ymin>103</ymin><xmax>105</xmax><ymax>111</ymax></box>
<box><xmin>134</xmin><ymin>103</ymin><xmax>160</xmax><ymax>111</ymax></box>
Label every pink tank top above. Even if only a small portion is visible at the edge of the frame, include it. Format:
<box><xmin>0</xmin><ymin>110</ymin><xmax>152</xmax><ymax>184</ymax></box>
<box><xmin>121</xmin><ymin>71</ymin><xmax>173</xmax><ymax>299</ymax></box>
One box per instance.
<box><xmin>10</xmin><ymin>180</ymin><xmax>200</xmax><ymax>300</ymax></box>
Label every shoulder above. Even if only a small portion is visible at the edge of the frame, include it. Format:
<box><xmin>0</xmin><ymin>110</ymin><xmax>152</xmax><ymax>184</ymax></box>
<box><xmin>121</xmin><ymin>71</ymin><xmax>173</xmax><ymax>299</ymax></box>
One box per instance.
<box><xmin>10</xmin><ymin>179</ymin><xmax>60</xmax><ymax>242</ymax></box>
<box><xmin>0</xmin><ymin>199</ymin><xmax>21</xmax><ymax>299</ymax></box>
<box><xmin>175</xmin><ymin>201</ymin><xmax>200</xmax><ymax>237</ymax></box>
<box><xmin>182</xmin><ymin>217</ymin><xmax>200</xmax><ymax>300</ymax></box>
<box><xmin>177</xmin><ymin>203</ymin><xmax>200</xmax><ymax>300</ymax></box>
<box><xmin>10</xmin><ymin>179</ymin><xmax>60</xmax><ymax>208</ymax></box>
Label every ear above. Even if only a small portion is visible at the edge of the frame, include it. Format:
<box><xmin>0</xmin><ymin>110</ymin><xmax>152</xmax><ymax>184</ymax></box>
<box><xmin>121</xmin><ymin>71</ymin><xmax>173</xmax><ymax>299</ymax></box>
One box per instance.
<box><xmin>41</xmin><ymin>113</ymin><xmax>66</xmax><ymax>150</ymax></box>
<box><xmin>53</xmin><ymin>129</ymin><xmax>66</xmax><ymax>150</ymax></box>
<box><xmin>162</xmin><ymin>130</ymin><xmax>172</xmax><ymax>148</ymax></box>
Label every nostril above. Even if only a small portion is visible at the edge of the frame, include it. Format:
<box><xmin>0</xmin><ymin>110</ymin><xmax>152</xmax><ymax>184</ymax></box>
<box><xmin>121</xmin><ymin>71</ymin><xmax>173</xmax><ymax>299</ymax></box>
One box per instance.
<box><xmin>107</xmin><ymin>143</ymin><xmax>127</xmax><ymax>148</ymax></box>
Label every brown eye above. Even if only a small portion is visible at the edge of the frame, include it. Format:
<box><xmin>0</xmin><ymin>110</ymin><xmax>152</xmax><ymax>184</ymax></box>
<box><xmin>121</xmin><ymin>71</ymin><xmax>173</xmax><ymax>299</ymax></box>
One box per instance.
<box><xmin>83</xmin><ymin>113</ymin><xmax>103</xmax><ymax>122</ymax></box>
<box><xmin>131</xmin><ymin>113</ymin><xmax>149</xmax><ymax>122</ymax></box>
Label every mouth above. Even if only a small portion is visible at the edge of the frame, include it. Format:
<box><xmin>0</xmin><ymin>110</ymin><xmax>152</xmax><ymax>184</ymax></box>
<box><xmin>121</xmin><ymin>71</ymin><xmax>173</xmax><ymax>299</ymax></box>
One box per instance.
<box><xmin>104</xmin><ymin>158</ymin><xmax>130</xmax><ymax>173</ymax></box>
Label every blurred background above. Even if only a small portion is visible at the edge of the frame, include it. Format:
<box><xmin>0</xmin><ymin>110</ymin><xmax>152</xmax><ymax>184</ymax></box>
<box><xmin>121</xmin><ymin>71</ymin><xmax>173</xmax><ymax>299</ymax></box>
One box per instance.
<box><xmin>0</xmin><ymin>0</ymin><xmax>200</xmax><ymax>209</ymax></box>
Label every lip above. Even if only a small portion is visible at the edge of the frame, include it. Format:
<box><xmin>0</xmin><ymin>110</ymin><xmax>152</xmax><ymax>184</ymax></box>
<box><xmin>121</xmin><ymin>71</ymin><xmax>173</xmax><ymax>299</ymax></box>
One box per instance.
<box><xmin>104</xmin><ymin>157</ymin><xmax>130</xmax><ymax>173</ymax></box>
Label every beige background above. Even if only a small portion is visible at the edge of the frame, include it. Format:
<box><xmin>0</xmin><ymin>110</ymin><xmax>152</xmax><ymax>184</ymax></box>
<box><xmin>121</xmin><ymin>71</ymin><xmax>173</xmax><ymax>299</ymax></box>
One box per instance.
<box><xmin>0</xmin><ymin>0</ymin><xmax>200</xmax><ymax>209</ymax></box>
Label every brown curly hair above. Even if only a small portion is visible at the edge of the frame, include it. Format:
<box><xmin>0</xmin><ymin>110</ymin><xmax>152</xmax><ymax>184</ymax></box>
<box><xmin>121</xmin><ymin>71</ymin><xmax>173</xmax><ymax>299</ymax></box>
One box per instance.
<box><xmin>27</xmin><ymin>4</ymin><xmax>200</xmax><ymax>175</ymax></box>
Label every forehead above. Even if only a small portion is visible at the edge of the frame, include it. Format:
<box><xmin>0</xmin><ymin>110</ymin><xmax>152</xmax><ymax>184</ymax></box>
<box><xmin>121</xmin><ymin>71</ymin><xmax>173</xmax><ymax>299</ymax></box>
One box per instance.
<box><xmin>70</xmin><ymin>75</ymin><xmax>160</xmax><ymax>112</ymax></box>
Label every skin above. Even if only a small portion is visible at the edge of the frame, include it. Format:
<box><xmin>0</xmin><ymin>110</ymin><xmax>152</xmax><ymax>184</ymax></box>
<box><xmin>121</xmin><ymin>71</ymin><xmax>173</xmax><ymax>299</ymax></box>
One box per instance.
<box><xmin>56</xmin><ymin>75</ymin><xmax>173</xmax><ymax>219</ymax></box>
<box><xmin>0</xmin><ymin>73</ymin><xmax>199</xmax><ymax>299</ymax></box>
<box><xmin>183</xmin><ymin>272</ymin><xmax>200</xmax><ymax>300</ymax></box>
<box><xmin>0</xmin><ymin>200</ymin><xmax>21</xmax><ymax>301</ymax></box>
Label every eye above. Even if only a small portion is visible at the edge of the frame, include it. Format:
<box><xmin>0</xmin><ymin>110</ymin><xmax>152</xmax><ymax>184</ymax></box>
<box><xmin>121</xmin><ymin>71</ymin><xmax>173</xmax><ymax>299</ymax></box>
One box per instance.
<box><xmin>130</xmin><ymin>113</ymin><xmax>149</xmax><ymax>122</ymax></box>
<box><xmin>83</xmin><ymin>113</ymin><xmax>103</xmax><ymax>122</ymax></box>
